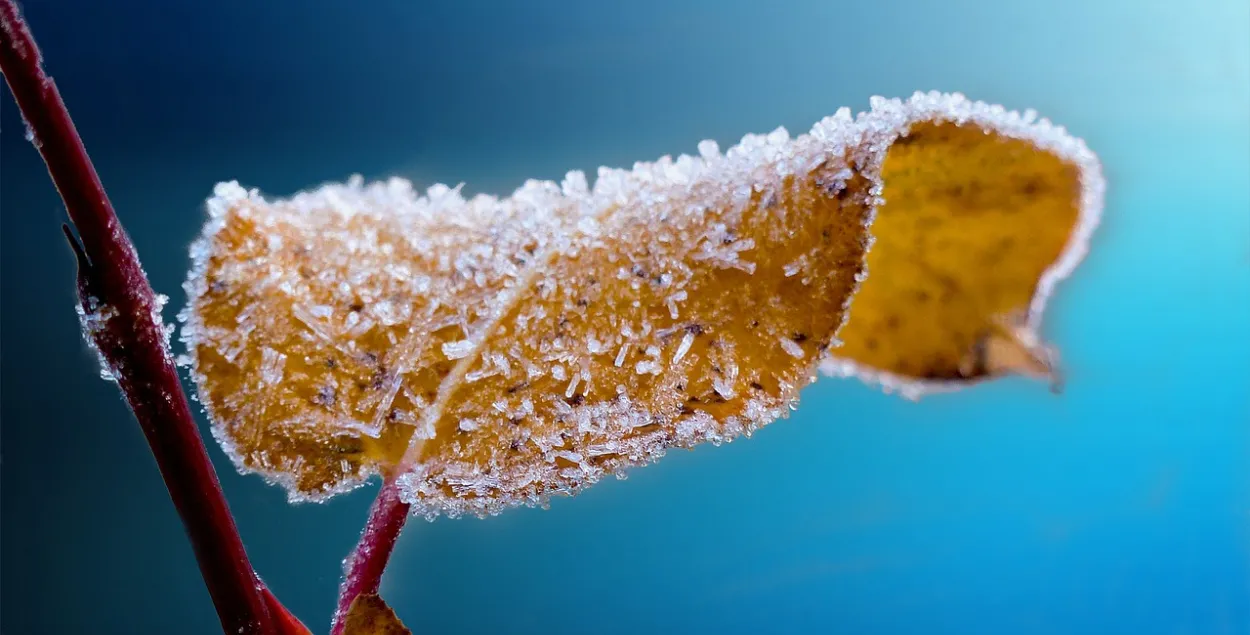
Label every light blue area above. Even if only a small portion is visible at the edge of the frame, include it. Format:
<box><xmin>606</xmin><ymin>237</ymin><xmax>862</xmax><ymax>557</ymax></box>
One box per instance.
<box><xmin>1</xmin><ymin>0</ymin><xmax>1246</xmax><ymax>633</ymax></box>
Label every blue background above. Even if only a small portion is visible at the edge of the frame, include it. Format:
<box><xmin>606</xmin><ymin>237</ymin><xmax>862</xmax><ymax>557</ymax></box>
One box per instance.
<box><xmin>2</xmin><ymin>1</ymin><xmax>1248</xmax><ymax>633</ymax></box>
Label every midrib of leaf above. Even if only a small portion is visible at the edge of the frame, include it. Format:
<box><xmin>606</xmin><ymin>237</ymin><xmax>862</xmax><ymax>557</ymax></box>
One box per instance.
<box><xmin>396</xmin><ymin>205</ymin><xmax>600</xmax><ymax>472</ymax></box>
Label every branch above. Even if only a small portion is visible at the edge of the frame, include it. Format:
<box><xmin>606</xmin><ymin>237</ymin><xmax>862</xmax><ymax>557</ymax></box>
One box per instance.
<box><xmin>331</xmin><ymin>480</ymin><xmax>410</xmax><ymax>635</ymax></box>
<box><xmin>0</xmin><ymin>3</ymin><xmax>278</xmax><ymax>633</ymax></box>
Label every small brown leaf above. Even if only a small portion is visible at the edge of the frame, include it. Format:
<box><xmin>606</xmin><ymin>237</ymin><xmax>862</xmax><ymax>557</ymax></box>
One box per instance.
<box><xmin>341</xmin><ymin>593</ymin><xmax>410</xmax><ymax>635</ymax></box>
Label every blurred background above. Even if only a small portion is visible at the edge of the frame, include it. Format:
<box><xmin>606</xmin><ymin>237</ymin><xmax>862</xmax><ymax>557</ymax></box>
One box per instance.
<box><xmin>2</xmin><ymin>0</ymin><xmax>1247</xmax><ymax>633</ymax></box>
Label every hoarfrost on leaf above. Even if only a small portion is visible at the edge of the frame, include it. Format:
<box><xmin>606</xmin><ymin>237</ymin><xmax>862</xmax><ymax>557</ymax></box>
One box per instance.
<box><xmin>180</xmin><ymin>91</ymin><xmax>1103</xmax><ymax>517</ymax></box>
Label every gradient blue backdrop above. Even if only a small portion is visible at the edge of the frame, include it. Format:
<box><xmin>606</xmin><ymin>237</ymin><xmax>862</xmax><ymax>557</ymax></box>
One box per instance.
<box><xmin>2</xmin><ymin>1</ymin><xmax>1248</xmax><ymax>633</ymax></box>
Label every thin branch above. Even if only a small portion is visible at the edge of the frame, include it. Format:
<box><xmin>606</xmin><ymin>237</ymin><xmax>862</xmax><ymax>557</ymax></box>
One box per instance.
<box><xmin>331</xmin><ymin>480</ymin><xmax>410</xmax><ymax>635</ymax></box>
<box><xmin>0</xmin><ymin>3</ymin><xmax>278</xmax><ymax>633</ymax></box>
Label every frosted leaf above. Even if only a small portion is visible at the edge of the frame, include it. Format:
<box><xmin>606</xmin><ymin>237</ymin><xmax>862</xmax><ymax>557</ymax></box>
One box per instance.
<box><xmin>180</xmin><ymin>91</ymin><xmax>1102</xmax><ymax>514</ymax></box>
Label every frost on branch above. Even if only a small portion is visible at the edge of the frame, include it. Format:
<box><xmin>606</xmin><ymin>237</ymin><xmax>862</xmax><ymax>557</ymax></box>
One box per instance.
<box><xmin>180</xmin><ymin>92</ymin><xmax>1103</xmax><ymax>517</ymax></box>
<box><xmin>76</xmin><ymin>295</ymin><xmax>120</xmax><ymax>382</ymax></box>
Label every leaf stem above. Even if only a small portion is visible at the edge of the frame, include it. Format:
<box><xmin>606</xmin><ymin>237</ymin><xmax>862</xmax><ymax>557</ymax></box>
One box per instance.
<box><xmin>0</xmin><ymin>3</ymin><xmax>278</xmax><ymax>633</ymax></box>
<box><xmin>331</xmin><ymin>480</ymin><xmax>410</xmax><ymax>635</ymax></box>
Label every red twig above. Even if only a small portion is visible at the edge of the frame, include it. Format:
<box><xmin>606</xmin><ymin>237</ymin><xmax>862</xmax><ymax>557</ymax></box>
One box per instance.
<box><xmin>331</xmin><ymin>480</ymin><xmax>410</xmax><ymax>635</ymax></box>
<box><xmin>0</xmin><ymin>3</ymin><xmax>278</xmax><ymax>633</ymax></box>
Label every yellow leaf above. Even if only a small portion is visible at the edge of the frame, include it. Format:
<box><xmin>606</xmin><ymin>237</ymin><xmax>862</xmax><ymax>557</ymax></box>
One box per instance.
<box><xmin>825</xmin><ymin>95</ymin><xmax>1102</xmax><ymax>398</ymax></box>
<box><xmin>180</xmin><ymin>92</ymin><xmax>1102</xmax><ymax>516</ymax></box>
<box><xmin>341</xmin><ymin>594</ymin><xmax>410</xmax><ymax>635</ymax></box>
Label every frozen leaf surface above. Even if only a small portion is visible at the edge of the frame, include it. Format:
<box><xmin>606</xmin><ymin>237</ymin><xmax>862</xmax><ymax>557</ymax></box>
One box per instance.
<box><xmin>181</xmin><ymin>92</ymin><xmax>1103</xmax><ymax>517</ymax></box>
<box><xmin>182</xmin><ymin>109</ymin><xmax>874</xmax><ymax>513</ymax></box>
